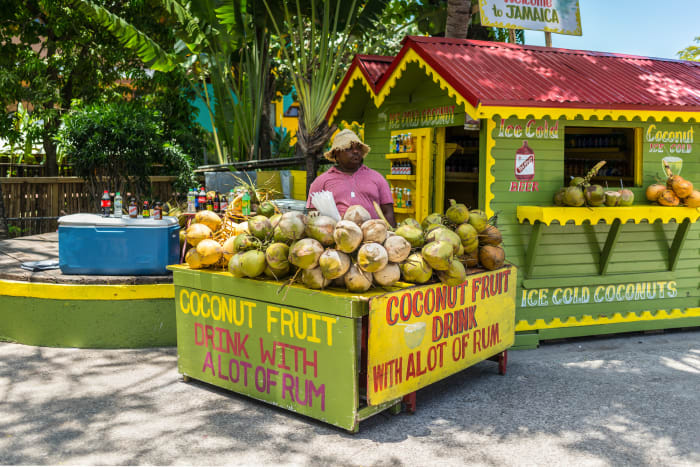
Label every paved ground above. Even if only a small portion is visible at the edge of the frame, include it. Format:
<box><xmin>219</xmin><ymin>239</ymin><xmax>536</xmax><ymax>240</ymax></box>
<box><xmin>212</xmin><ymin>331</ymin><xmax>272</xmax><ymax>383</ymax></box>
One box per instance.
<box><xmin>1</xmin><ymin>330</ymin><xmax>698</xmax><ymax>466</ymax></box>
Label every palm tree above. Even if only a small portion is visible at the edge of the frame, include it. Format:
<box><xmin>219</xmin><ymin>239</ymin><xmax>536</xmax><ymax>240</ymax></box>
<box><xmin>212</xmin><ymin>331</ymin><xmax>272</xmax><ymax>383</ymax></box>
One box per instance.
<box><xmin>445</xmin><ymin>0</ymin><xmax>473</xmax><ymax>38</ymax></box>
<box><xmin>0</xmin><ymin>183</ymin><xmax>7</xmax><ymax>239</ymax></box>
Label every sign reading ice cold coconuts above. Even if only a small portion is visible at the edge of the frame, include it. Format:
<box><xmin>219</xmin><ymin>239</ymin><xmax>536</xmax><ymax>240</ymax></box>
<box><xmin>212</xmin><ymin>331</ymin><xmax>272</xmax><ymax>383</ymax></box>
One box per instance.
<box><xmin>479</xmin><ymin>0</ymin><xmax>582</xmax><ymax>36</ymax></box>
<box><xmin>367</xmin><ymin>268</ymin><xmax>516</xmax><ymax>406</ymax></box>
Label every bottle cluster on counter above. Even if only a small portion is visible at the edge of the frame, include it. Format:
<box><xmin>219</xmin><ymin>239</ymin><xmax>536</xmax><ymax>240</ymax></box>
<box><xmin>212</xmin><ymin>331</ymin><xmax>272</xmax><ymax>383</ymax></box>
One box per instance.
<box><xmin>186</xmin><ymin>187</ymin><xmax>251</xmax><ymax>215</ymax></box>
<box><xmin>100</xmin><ymin>190</ymin><xmax>164</xmax><ymax>219</ymax></box>
<box><xmin>389</xmin><ymin>133</ymin><xmax>415</xmax><ymax>153</ymax></box>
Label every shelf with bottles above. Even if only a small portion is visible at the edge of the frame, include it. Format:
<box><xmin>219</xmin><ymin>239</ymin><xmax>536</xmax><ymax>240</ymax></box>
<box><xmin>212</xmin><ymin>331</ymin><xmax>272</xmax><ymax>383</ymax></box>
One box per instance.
<box><xmin>387</xmin><ymin>132</ymin><xmax>417</xmax><ymax>155</ymax></box>
<box><xmin>388</xmin><ymin>159</ymin><xmax>415</xmax><ymax>176</ymax></box>
<box><xmin>564</xmin><ymin>158</ymin><xmax>632</xmax><ymax>179</ymax></box>
<box><xmin>445</xmin><ymin>151</ymin><xmax>478</xmax><ymax>175</ymax></box>
<box><xmin>390</xmin><ymin>185</ymin><xmax>414</xmax><ymax>210</ymax></box>
<box><xmin>565</xmin><ymin>133</ymin><xmax>628</xmax><ymax>151</ymax></box>
<box><xmin>394</xmin><ymin>207</ymin><xmax>415</xmax><ymax>214</ymax></box>
<box><xmin>386</xmin><ymin>174</ymin><xmax>416</xmax><ymax>181</ymax></box>
<box><xmin>385</xmin><ymin>152</ymin><xmax>417</xmax><ymax>161</ymax></box>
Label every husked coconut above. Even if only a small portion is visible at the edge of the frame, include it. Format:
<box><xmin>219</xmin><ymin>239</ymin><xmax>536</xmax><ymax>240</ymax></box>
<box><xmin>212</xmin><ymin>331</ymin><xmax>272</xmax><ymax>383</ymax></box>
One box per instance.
<box><xmin>302</xmin><ymin>267</ymin><xmax>331</xmax><ymax>289</ymax></box>
<box><xmin>196</xmin><ymin>239</ymin><xmax>224</xmax><ymax>266</ymax></box>
<box><xmin>288</xmin><ymin>238</ymin><xmax>324</xmax><ymax>269</ymax></box>
<box><xmin>343</xmin><ymin>205</ymin><xmax>371</xmax><ymax>226</ymax></box>
<box><xmin>361</xmin><ymin>219</ymin><xmax>388</xmax><ymax>243</ymax></box>
<box><xmin>194</xmin><ymin>210</ymin><xmax>222</xmax><ymax>232</ymax></box>
<box><xmin>357</xmin><ymin>242</ymin><xmax>389</xmax><ymax>273</ymax></box>
<box><xmin>394</xmin><ymin>224</ymin><xmax>424</xmax><ymax>248</ymax></box>
<box><xmin>373</xmin><ymin>263</ymin><xmax>401</xmax><ymax>287</ymax></box>
<box><xmin>344</xmin><ymin>263</ymin><xmax>373</xmax><ymax>293</ymax></box>
<box><xmin>185</xmin><ymin>248</ymin><xmax>204</xmax><ymax>269</ymax></box>
<box><xmin>318</xmin><ymin>249</ymin><xmax>351</xmax><ymax>280</ymax></box>
<box><xmin>222</xmin><ymin>236</ymin><xmax>236</xmax><ymax>263</ymax></box>
<box><xmin>384</xmin><ymin>235</ymin><xmax>411</xmax><ymax>263</ymax></box>
<box><xmin>305</xmin><ymin>215</ymin><xmax>337</xmax><ymax>246</ymax></box>
<box><xmin>333</xmin><ymin>220</ymin><xmax>364</xmax><ymax>253</ymax></box>
<box><xmin>185</xmin><ymin>223</ymin><xmax>213</xmax><ymax>247</ymax></box>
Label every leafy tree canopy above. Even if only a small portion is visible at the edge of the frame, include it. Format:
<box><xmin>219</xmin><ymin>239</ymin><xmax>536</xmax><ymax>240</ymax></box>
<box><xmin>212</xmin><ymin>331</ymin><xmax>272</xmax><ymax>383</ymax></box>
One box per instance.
<box><xmin>678</xmin><ymin>36</ymin><xmax>700</xmax><ymax>61</ymax></box>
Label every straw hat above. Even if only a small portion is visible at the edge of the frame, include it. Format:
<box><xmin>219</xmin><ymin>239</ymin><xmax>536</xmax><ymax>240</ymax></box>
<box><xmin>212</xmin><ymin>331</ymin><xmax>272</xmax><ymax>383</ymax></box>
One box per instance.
<box><xmin>324</xmin><ymin>129</ymin><xmax>371</xmax><ymax>161</ymax></box>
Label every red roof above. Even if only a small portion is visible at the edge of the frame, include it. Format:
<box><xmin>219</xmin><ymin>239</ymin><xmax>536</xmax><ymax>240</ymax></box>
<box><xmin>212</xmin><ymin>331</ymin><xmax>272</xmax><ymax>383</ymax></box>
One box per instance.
<box><xmin>330</xmin><ymin>37</ymin><xmax>700</xmax><ymax>118</ymax></box>
<box><xmin>356</xmin><ymin>54</ymin><xmax>393</xmax><ymax>90</ymax></box>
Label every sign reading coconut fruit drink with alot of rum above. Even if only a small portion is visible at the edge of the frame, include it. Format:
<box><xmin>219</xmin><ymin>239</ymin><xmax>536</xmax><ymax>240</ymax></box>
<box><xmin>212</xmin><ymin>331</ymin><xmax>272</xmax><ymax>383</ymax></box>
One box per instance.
<box><xmin>367</xmin><ymin>267</ymin><xmax>517</xmax><ymax>405</ymax></box>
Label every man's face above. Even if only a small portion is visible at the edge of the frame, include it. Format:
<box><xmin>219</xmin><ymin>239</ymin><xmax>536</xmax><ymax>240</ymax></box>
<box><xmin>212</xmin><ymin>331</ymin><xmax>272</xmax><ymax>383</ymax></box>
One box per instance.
<box><xmin>335</xmin><ymin>143</ymin><xmax>364</xmax><ymax>172</ymax></box>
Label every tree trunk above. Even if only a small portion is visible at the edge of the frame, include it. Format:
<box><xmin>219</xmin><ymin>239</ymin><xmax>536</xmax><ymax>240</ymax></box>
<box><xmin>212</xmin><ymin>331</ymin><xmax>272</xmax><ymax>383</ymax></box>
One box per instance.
<box><xmin>445</xmin><ymin>0</ymin><xmax>473</xmax><ymax>39</ymax></box>
<box><xmin>0</xmin><ymin>181</ymin><xmax>8</xmax><ymax>239</ymax></box>
<box><xmin>295</xmin><ymin>108</ymin><xmax>336</xmax><ymax>196</ymax></box>
<box><xmin>43</xmin><ymin>136</ymin><xmax>58</xmax><ymax>177</ymax></box>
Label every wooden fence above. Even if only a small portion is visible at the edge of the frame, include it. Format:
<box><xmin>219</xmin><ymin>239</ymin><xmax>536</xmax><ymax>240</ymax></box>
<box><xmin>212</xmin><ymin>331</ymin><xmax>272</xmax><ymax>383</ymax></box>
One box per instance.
<box><xmin>0</xmin><ymin>176</ymin><xmax>178</xmax><ymax>237</ymax></box>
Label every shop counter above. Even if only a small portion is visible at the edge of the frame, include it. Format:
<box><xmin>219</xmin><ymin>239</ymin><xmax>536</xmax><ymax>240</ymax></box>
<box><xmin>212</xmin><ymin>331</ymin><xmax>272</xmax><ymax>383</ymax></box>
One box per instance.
<box><xmin>170</xmin><ymin>265</ymin><xmax>517</xmax><ymax>432</ymax></box>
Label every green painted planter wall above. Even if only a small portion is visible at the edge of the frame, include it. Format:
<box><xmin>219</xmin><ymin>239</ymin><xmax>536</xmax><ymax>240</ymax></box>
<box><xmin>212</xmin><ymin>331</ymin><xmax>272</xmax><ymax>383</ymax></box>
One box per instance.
<box><xmin>0</xmin><ymin>295</ymin><xmax>176</xmax><ymax>348</ymax></box>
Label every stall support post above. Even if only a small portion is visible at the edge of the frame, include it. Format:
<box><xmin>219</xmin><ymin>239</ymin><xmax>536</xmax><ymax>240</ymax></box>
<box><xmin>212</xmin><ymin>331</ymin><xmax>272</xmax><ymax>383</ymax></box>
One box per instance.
<box><xmin>668</xmin><ymin>218</ymin><xmax>692</xmax><ymax>271</ymax></box>
<box><xmin>599</xmin><ymin>219</ymin><xmax>623</xmax><ymax>275</ymax></box>
<box><xmin>524</xmin><ymin>221</ymin><xmax>543</xmax><ymax>278</ymax></box>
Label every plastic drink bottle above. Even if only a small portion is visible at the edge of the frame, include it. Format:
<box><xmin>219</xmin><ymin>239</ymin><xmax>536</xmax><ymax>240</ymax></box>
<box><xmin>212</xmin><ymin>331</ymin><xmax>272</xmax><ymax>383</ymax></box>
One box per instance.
<box><xmin>198</xmin><ymin>187</ymin><xmax>206</xmax><ymax>210</ymax></box>
<box><xmin>213</xmin><ymin>192</ymin><xmax>220</xmax><ymax>212</ymax></box>
<box><xmin>396</xmin><ymin>188</ymin><xmax>403</xmax><ymax>208</ymax></box>
<box><xmin>220</xmin><ymin>191</ymin><xmax>228</xmax><ymax>213</ymax></box>
<box><xmin>242</xmin><ymin>191</ymin><xmax>251</xmax><ymax>216</ymax></box>
<box><xmin>114</xmin><ymin>192</ymin><xmax>122</xmax><ymax>218</ymax></box>
<box><xmin>187</xmin><ymin>189</ymin><xmax>196</xmax><ymax>213</ymax></box>
<box><xmin>101</xmin><ymin>190</ymin><xmax>111</xmax><ymax>217</ymax></box>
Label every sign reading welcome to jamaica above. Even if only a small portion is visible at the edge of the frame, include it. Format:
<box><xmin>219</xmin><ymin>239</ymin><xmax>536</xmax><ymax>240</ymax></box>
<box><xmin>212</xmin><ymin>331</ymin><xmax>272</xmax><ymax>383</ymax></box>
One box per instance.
<box><xmin>479</xmin><ymin>0</ymin><xmax>582</xmax><ymax>36</ymax></box>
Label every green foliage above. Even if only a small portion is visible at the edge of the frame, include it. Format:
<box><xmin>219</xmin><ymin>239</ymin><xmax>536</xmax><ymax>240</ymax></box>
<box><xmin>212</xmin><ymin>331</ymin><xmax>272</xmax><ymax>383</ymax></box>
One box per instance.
<box><xmin>58</xmin><ymin>102</ymin><xmax>195</xmax><ymax>207</ymax></box>
<box><xmin>678</xmin><ymin>36</ymin><xmax>700</xmax><ymax>61</ymax></box>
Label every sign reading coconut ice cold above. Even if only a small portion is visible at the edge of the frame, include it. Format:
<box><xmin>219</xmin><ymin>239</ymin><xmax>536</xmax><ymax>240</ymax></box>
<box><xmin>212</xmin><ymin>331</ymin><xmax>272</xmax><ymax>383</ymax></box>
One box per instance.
<box><xmin>479</xmin><ymin>0</ymin><xmax>582</xmax><ymax>36</ymax></box>
<box><xmin>175</xmin><ymin>286</ymin><xmax>357</xmax><ymax>429</ymax></box>
<box><xmin>367</xmin><ymin>267</ymin><xmax>516</xmax><ymax>406</ymax></box>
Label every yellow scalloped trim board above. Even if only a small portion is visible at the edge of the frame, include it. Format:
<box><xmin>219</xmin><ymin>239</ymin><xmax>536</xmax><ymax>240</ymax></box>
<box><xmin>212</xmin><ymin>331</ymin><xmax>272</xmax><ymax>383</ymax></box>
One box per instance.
<box><xmin>0</xmin><ymin>279</ymin><xmax>174</xmax><ymax>301</ymax></box>
<box><xmin>328</xmin><ymin>66</ymin><xmax>376</xmax><ymax>123</ymax></box>
<box><xmin>515</xmin><ymin>307</ymin><xmax>700</xmax><ymax>331</ymax></box>
<box><xmin>485</xmin><ymin>119</ymin><xmax>497</xmax><ymax>218</ymax></box>
<box><xmin>516</xmin><ymin>206</ymin><xmax>700</xmax><ymax>226</ymax></box>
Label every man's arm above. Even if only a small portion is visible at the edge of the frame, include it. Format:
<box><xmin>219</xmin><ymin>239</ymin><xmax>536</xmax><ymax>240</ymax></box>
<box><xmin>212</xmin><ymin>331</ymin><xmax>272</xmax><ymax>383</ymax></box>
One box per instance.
<box><xmin>380</xmin><ymin>203</ymin><xmax>396</xmax><ymax>228</ymax></box>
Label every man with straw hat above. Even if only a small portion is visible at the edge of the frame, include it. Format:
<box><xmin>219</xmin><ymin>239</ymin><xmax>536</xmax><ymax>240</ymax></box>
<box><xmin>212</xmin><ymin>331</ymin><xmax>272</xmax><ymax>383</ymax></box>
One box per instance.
<box><xmin>306</xmin><ymin>130</ymin><xmax>396</xmax><ymax>226</ymax></box>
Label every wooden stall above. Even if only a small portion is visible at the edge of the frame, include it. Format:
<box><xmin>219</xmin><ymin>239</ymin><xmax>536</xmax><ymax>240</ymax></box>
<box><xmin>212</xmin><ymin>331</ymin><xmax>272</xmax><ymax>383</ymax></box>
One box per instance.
<box><xmin>327</xmin><ymin>36</ymin><xmax>700</xmax><ymax>348</ymax></box>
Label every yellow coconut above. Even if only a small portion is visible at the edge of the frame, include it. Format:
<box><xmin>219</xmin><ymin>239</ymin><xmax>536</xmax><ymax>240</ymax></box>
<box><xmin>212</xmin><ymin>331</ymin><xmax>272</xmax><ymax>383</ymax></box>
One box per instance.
<box><xmin>195</xmin><ymin>210</ymin><xmax>222</xmax><ymax>232</ymax></box>
<box><xmin>185</xmin><ymin>248</ymin><xmax>205</xmax><ymax>269</ymax></box>
<box><xmin>196</xmin><ymin>239</ymin><xmax>223</xmax><ymax>266</ymax></box>
<box><xmin>185</xmin><ymin>223</ymin><xmax>213</xmax><ymax>247</ymax></box>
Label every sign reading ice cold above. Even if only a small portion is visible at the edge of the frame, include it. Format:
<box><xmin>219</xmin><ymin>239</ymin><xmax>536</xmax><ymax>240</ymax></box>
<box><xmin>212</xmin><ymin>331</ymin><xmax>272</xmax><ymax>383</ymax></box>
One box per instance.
<box><xmin>645</xmin><ymin>124</ymin><xmax>694</xmax><ymax>154</ymax></box>
<box><xmin>367</xmin><ymin>268</ymin><xmax>516</xmax><ymax>405</ymax></box>
<box><xmin>520</xmin><ymin>280</ymin><xmax>678</xmax><ymax>307</ymax></box>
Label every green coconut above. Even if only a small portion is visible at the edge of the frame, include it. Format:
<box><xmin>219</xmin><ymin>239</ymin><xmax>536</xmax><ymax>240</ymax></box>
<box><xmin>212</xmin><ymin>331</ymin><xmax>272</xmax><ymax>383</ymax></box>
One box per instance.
<box><xmin>373</xmin><ymin>263</ymin><xmax>401</xmax><ymax>287</ymax></box>
<box><xmin>553</xmin><ymin>187</ymin><xmax>566</xmax><ymax>206</ymax></box>
<box><xmin>421</xmin><ymin>241</ymin><xmax>454</xmax><ymax>271</ymax></box>
<box><xmin>258</xmin><ymin>201</ymin><xmax>276</xmax><ymax>218</ymax></box>
<box><xmin>269</xmin><ymin>213</ymin><xmax>282</xmax><ymax>227</ymax></box>
<box><xmin>263</xmin><ymin>263</ymin><xmax>290</xmax><ymax>280</ymax></box>
<box><xmin>563</xmin><ymin>186</ymin><xmax>585</xmax><ymax>207</ymax></box>
<box><xmin>456</xmin><ymin>222</ymin><xmax>478</xmax><ymax>245</ymax></box>
<box><xmin>384</xmin><ymin>235</ymin><xmax>412</xmax><ymax>263</ymax></box>
<box><xmin>344</xmin><ymin>263</ymin><xmax>373</xmax><ymax>293</ymax></box>
<box><xmin>445</xmin><ymin>199</ymin><xmax>469</xmax><ymax>224</ymax></box>
<box><xmin>427</xmin><ymin>228</ymin><xmax>461</xmax><ymax>255</ymax></box>
<box><xmin>585</xmin><ymin>185</ymin><xmax>606</xmax><ymax>207</ymax></box>
<box><xmin>288</xmin><ymin>238</ymin><xmax>324</xmax><ymax>269</ymax></box>
<box><xmin>265</xmin><ymin>242</ymin><xmax>290</xmax><ymax>270</ymax></box>
<box><xmin>424</xmin><ymin>224</ymin><xmax>449</xmax><ymax>242</ymax></box>
<box><xmin>233</xmin><ymin>233</ymin><xmax>262</xmax><ymax>252</ymax></box>
<box><xmin>569</xmin><ymin>176</ymin><xmax>586</xmax><ymax>187</ymax></box>
<box><xmin>302</xmin><ymin>267</ymin><xmax>331</xmax><ymax>289</ymax></box>
<box><xmin>400</xmin><ymin>218</ymin><xmax>421</xmax><ymax>229</ymax></box>
<box><xmin>400</xmin><ymin>253</ymin><xmax>433</xmax><ymax>284</ymax></box>
<box><xmin>248</xmin><ymin>215</ymin><xmax>272</xmax><ymax>240</ymax></box>
<box><xmin>395</xmin><ymin>224</ymin><xmax>424</xmax><ymax>248</ymax></box>
<box><xmin>437</xmin><ymin>259</ymin><xmax>467</xmax><ymax>286</ymax></box>
<box><xmin>468</xmin><ymin>210</ymin><xmax>489</xmax><ymax>233</ymax></box>
<box><xmin>619</xmin><ymin>189</ymin><xmax>635</xmax><ymax>206</ymax></box>
<box><xmin>357</xmin><ymin>242</ymin><xmax>389</xmax><ymax>273</ymax></box>
<box><xmin>333</xmin><ymin>220</ymin><xmax>364</xmax><ymax>253</ymax></box>
<box><xmin>228</xmin><ymin>253</ymin><xmax>245</xmax><ymax>278</ymax></box>
<box><xmin>273</xmin><ymin>212</ymin><xmax>306</xmax><ymax>243</ymax></box>
<box><xmin>305</xmin><ymin>215</ymin><xmax>337</xmax><ymax>246</ymax></box>
<box><xmin>239</xmin><ymin>250</ymin><xmax>267</xmax><ymax>278</ymax></box>
<box><xmin>421</xmin><ymin>213</ymin><xmax>443</xmax><ymax>231</ymax></box>
<box><xmin>462</xmin><ymin>236</ymin><xmax>479</xmax><ymax>254</ymax></box>
<box><xmin>318</xmin><ymin>249</ymin><xmax>351</xmax><ymax>280</ymax></box>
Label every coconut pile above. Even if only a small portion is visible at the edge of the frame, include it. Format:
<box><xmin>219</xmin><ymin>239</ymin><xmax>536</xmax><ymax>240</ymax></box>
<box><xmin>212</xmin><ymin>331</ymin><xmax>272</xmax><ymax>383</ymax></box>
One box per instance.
<box><xmin>645</xmin><ymin>161</ymin><xmax>700</xmax><ymax>207</ymax></box>
<box><xmin>182</xmin><ymin>202</ymin><xmax>506</xmax><ymax>292</ymax></box>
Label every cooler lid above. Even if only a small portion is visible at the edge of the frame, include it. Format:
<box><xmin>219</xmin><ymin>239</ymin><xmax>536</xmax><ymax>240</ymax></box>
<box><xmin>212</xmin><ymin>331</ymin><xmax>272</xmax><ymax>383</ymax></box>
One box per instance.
<box><xmin>58</xmin><ymin>213</ymin><xmax>179</xmax><ymax>228</ymax></box>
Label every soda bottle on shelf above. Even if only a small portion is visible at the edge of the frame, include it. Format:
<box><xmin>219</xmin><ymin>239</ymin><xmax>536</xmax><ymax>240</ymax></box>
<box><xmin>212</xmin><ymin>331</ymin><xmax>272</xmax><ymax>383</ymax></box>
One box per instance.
<box><xmin>213</xmin><ymin>192</ymin><xmax>220</xmax><ymax>212</ymax></box>
<box><xmin>198</xmin><ymin>187</ymin><xmax>207</xmax><ymax>211</ymax></box>
<box><xmin>101</xmin><ymin>190</ymin><xmax>111</xmax><ymax>217</ymax></box>
<box><xmin>242</xmin><ymin>191</ymin><xmax>251</xmax><ymax>216</ymax></box>
<box><xmin>187</xmin><ymin>188</ymin><xmax>196</xmax><ymax>213</ymax></box>
<box><xmin>142</xmin><ymin>200</ymin><xmax>150</xmax><ymax>218</ymax></box>
<box><xmin>220</xmin><ymin>191</ymin><xmax>228</xmax><ymax>213</ymax></box>
<box><xmin>128</xmin><ymin>198</ymin><xmax>138</xmax><ymax>218</ymax></box>
<box><xmin>405</xmin><ymin>189</ymin><xmax>412</xmax><ymax>208</ymax></box>
<box><xmin>114</xmin><ymin>192</ymin><xmax>122</xmax><ymax>218</ymax></box>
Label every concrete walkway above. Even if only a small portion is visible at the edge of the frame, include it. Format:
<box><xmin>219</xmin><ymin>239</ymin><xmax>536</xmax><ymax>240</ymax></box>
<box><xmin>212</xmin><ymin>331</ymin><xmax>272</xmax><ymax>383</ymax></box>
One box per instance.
<box><xmin>1</xmin><ymin>330</ymin><xmax>698</xmax><ymax>466</ymax></box>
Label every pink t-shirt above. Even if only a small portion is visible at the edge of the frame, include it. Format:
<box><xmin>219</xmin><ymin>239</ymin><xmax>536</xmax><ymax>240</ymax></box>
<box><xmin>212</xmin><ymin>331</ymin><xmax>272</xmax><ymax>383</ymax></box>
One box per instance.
<box><xmin>306</xmin><ymin>165</ymin><xmax>394</xmax><ymax>218</ymax></box>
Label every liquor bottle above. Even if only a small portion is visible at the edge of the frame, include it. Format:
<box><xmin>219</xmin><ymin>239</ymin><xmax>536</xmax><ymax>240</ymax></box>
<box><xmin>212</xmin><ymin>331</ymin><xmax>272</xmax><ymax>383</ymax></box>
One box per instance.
<box><xmin>142</xmin><ymin>200</ymin><xmax>150</xmax><ymax>218</ymax></box>
<box><xmin>187</xmin><ymin>188</ymin><xmax>196</xmax><ymax>213</ymax></box>
<box><xmin>114</xmin><ymin>192</ymin><xmax>122</xmax><ymax>218</ymax></box>
<box><xmin>153</xmin><ymin>202</ymin><xmax>163</xmax><ymax>220</ymax></box>
<box><xmin>101</xmin><ymin>190</ymin><xmax>111</xmax><ymax>217</ymax></box>
<box><xmin>242</xmin><ymin>191</ymin><xmax>251</xmax><ymax>216</ymax></box>
<box><xmin>128</xmin><ymin>198</ymin><xmax>138</xmax><ymax>218</ymax></box>
<box><xmin>213</xmin><ymin>192</ymin><xmax>220</xmax><ymax>212</ymax></box>
<box><xmin>198</xmin><ymin>187</ymin><xmax>206</xmax><ymax>211</ymax></box>
<box><xmin>219</xmin><ymin>191</ymin><xmax>228</xmax><ymax>213</ymax></box>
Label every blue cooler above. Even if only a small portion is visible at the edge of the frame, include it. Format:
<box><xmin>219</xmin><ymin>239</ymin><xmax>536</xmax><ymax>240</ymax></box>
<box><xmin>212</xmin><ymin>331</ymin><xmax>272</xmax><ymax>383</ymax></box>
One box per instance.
<box><xmin>58</xmin><ymin>213</ymin><xmax>180</xmax><ymax>275</ymax></box>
